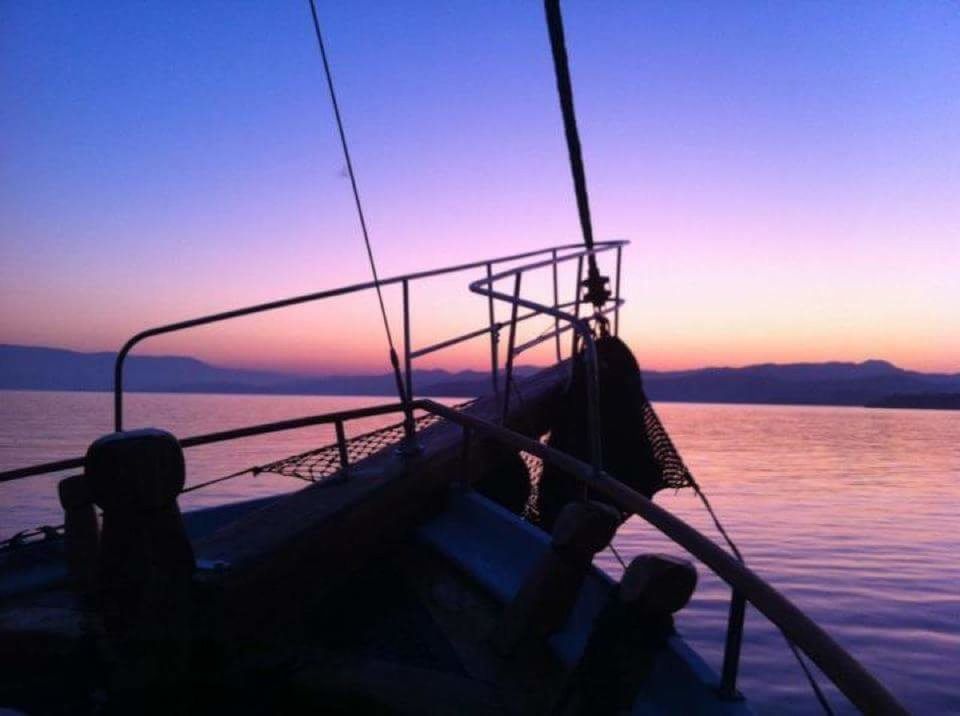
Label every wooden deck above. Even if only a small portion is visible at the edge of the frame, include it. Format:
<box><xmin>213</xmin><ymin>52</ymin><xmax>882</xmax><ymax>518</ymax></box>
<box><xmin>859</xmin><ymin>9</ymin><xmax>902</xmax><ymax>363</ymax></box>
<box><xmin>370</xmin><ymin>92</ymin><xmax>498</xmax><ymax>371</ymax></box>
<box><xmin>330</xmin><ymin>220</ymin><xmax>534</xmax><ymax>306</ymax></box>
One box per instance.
<box><xmin>192</xmin><ymin>362</ymin><xmax>569</xmax><ymax>638</ymax></box>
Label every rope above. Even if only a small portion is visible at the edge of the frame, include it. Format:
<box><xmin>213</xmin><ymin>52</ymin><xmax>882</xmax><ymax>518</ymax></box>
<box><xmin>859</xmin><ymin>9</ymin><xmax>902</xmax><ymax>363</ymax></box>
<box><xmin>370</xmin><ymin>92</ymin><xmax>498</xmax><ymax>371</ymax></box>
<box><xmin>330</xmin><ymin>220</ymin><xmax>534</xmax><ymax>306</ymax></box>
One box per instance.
<box><xmin>180</xmin><ymin>465</ymin><xmax>263</xmax><ymax>494</ymax></box>
<box><xmin>609</xmin><ymin>542</ymin><xmax>628</xmax><ymax>571</ymax></box>
<box><xmin>0</xmin><ymin>524</ymin><xmax>63</xmax><ymax>550</ymax></box>
<box><xmin>690</xmin><ymin>482</ymin><xmax>744</xmax><ymax>563</ymax></box>
<box><xmin>305</xmin><ymin>0</ymin><xmax>414</xmax><ymax>434</ymax></box>
<box><xmin>686</xmin><ymin>480</ymin><xmax>834</xmax><ymax>713</ymax></box>
<box><xmin>543</xmin><ymin>0</ymin><xmax>607</xmax><ymax>306</ymax></box>
<box><xmin>307</xmin><ymin>0</ymin><xmax>393</xmax><ymax>349</ymax></box>
<box><xmin>786</xmin><ymin>636</ymin><xmax>836</xmax><ymax>714</ymax></box>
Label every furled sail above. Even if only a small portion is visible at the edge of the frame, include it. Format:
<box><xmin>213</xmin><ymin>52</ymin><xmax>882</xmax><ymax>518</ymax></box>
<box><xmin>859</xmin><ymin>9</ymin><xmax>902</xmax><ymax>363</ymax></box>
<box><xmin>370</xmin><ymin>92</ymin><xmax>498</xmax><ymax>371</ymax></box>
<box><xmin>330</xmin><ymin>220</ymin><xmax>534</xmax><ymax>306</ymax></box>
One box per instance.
<box><xmin>537</xmin><ymin>336</ymin><xmax>694</xmax><ymax>530</ymax></box>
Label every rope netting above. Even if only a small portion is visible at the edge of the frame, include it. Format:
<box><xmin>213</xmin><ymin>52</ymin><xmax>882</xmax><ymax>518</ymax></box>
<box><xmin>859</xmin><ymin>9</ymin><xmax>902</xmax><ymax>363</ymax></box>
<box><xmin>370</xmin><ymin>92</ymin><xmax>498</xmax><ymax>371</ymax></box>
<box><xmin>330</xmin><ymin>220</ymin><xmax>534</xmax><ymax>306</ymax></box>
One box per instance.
<box><xmin>640</xmin><ymin>399</ymin><xmax>695</xmax><ymax>492</ymax></box>
<box><xmin>257</xmin><ymin>404</ymin><xmax>471</xmax><ymax>482</ymax></box>
<box><xmin>251</xmin><ymin>396</ymin><xmax>694</xmax><ymax>495</ymax></box>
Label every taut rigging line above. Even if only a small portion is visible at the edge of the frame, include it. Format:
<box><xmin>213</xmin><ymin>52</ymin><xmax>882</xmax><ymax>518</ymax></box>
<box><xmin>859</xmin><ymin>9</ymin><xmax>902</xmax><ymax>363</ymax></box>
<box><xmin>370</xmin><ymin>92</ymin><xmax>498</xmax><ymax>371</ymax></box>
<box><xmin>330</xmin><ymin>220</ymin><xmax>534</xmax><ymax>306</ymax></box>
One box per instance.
<box><xmin>306</xmin><ymin>0</ymin><xmax>417</xmax><ymax>447</ymax></box>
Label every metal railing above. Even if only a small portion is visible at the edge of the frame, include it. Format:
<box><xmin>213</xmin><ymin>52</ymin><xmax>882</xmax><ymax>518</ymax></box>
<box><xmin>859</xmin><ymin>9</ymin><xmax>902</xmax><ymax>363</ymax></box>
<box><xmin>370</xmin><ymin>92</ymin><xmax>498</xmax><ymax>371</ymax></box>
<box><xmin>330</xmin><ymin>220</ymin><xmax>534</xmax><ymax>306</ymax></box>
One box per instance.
<box><xmin>111</xmin><ymin>240</ymin><xmax>626</xmax><ymax>431</ymax></box>
<box><xmin>468</xmin><ymin>248</ymin><xmax>622</xmax><ymax>474</ymax></box>
<box><xmin>5</xmin><ymin>241</ymin><xmax>622</xmax><ymax>487</ymax></box>
<box><xmin>417</xmin><ymin>400</ymin><xmax>907</xmax><ymax>715</ymax></box>
<box><xmin>0</xmin><ymin>402</ymin><xmax>414</xmax><ymax>485</ymax></box>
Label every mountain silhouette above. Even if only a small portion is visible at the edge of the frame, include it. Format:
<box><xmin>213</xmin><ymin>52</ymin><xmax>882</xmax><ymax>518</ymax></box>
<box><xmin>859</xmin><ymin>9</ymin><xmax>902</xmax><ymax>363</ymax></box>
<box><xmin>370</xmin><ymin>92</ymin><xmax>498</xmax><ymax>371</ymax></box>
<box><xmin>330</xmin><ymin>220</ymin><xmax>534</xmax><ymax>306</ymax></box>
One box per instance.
<box><xmin>1</xmin><ymin>344</ymin><xmax>958</xmax><ymax>407</ymax></box>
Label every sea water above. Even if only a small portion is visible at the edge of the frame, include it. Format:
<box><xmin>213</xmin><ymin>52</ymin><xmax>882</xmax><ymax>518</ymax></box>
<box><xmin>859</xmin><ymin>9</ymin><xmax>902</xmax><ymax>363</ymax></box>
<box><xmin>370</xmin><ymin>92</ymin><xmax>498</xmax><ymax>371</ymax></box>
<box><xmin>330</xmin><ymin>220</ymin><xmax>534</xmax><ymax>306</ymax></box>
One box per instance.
<box><xmin>1</xmin><ymin>390</ymin><xmax>957</xmax><ymax>713</ymax></box>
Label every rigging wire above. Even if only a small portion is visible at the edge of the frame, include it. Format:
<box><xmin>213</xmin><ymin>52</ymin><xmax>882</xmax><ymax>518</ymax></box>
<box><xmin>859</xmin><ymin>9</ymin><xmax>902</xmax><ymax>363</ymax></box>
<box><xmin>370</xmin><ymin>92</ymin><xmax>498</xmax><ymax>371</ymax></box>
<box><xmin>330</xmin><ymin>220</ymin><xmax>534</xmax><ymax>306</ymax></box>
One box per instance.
<box><xmin>690</xmin><ymin>480</ymin><xmax>834</xmax><ymax>713</ymax></box>
<box><xmin>786</xmin><ymin>637</ymin><xmax>837</xmax><ymax>715</ymax></box>
<box><xmin>609</xmin><ymin>542</ymin><xmax>628</xmax><ymax>571</ymax></box>
<box><xmin>180</xmin><ymin>465</ymin><xmax>263</xmax><ymax>494</ymax></box>
<box><xmin>544</xmin><ymin>3</ymin><xmax>830</xmax><ymax>709</ymax></box>
<box><xmin>690</xmin><ymin>481</ymin><xmax>744</xmax><ymax>563</ymax></box>
<box><xmin>305</xmin><ymin>0</ymin><xmax>414</xmax><ymax>439</ymax></box>
<box><xmin>307</xmin><ymin>0</ymin><xmax>393</xmax><ymax>349</ymax></box>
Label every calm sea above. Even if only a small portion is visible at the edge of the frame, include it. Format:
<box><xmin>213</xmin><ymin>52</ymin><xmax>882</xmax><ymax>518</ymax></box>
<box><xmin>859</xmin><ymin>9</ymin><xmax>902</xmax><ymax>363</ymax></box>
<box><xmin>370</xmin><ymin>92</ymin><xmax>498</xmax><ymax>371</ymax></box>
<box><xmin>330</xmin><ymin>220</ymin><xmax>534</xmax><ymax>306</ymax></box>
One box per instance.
<box><xmin>1</xmin><ymin>390</ymin><xmax>957</xmax><ymax>714</ymax></box>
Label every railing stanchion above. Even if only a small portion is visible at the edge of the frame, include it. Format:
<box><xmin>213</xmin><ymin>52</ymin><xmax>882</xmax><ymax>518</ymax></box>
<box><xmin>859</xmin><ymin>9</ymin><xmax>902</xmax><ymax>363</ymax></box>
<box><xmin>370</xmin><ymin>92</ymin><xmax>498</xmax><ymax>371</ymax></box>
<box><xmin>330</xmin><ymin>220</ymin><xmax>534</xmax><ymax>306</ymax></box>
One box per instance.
<box><xmin>114</xmin><ymin>359</ymin><xmax>124</xmax><ymax>432</ymax></box>
<box><xmin>552</xmin><ymin>248</ymin><xmax>561</xmax><ymax>362</ymax></box>
<box><xmin>720</xmin><ymin>590</ymin><xmax>748</xmax><ymax>700</ymax></box>
<box><xmin>580</xmin><ymin>329</ymin><xmax>603</xmax><ymax>477</ymax></box>
<box><xmin>501</xmin><ymin>273</ymin><xmax>522</xmax><ymax>424</ymax></box>
<box><xmin>614</xmin><ymin>244</ymin><xmax>622</xmax><ymax>336</ymax></box>
<box><xmin>334</xmin><ymin>419</ymin><xmax>350</xmax><ymax>478</ymax></box>
<box><xmin>402</xmin><ymin>279</ymin><xmax>413</xmax><ymax>401</ymax></box>
<box><xmin>571</xmin><ymin>255</ymin><xmax>584</xmax><ymax>358</ymax></box>
<box><xmin>486</xmin><ymin>262</ymin><xmax>499</xmax><ymax>398</ymax></box>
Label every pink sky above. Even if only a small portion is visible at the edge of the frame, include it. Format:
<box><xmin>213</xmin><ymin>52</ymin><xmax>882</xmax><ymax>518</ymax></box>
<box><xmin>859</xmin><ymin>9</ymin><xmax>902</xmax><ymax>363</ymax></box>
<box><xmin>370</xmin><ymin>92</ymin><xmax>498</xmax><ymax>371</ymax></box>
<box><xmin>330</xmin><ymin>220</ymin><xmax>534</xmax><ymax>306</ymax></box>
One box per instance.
<box><xmin>1</xmin><ymin>2</ymin><xmax>957</xmax><ymax>375</ymax></box>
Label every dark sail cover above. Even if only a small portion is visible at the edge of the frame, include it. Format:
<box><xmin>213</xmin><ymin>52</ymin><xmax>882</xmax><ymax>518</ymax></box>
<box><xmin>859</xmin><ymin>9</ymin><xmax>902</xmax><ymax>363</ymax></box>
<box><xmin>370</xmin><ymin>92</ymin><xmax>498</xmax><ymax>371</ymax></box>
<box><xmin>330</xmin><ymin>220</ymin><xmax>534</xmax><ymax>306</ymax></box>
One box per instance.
<box><xmin>537</xmin><ymin>336</ymin><xmax>694</xmax><ymax>530</ymax></box>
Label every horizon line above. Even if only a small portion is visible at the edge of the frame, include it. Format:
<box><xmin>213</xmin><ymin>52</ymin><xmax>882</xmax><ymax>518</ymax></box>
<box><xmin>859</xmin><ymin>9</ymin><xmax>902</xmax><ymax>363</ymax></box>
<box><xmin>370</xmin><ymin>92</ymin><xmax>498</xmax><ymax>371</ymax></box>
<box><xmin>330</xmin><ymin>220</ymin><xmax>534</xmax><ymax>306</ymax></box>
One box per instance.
<box><xmin>2</xmin><ymin>341</ymin><xmax>957</xmax><ymax>377</ymax></box>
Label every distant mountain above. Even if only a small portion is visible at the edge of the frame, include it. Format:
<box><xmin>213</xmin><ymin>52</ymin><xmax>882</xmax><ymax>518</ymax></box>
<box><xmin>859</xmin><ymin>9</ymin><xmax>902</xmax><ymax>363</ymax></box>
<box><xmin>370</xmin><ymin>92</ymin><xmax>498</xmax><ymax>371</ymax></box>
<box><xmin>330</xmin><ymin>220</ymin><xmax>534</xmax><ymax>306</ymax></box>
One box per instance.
<box><xmin>2</xmin><ymin>344</ymin><xmax>958</xmax><ymax>408</ymax></box>
<box><xmin>642</xmin><ymin>359</ymin><xmax>960</xmax><ymax>407</ymax></box>
<box><xmin>0</xmin><ymin>344</ymin><xmax>535</xmax><ymax>397</ymax></box>
<box><xmin>0</xmin><ymin>344</ymin><xmax>282</xmax><ymax>392</ymax></box>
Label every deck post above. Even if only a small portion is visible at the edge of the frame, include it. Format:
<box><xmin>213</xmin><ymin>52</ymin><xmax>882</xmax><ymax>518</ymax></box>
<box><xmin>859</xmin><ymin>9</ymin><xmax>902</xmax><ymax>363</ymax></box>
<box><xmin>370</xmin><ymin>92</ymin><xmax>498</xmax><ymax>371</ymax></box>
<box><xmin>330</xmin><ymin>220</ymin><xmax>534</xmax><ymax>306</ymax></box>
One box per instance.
<box><xmin>58</xmin><ymin>474</ymin><xmax>99</xmax><ymax>594</ymax></box>
<box><xmin>552</xmin><ymin>248</ymin><xmax>561</xmax><ymax>361</ymax></box>
<box><xmin>571</xmin><ymin>255</ymin><xmax>583</xmax><ymax>357</ymax></box>
<box><xmin>334</xmin><ymin>420</ymin><xmax>350</xmax><ymax>478</ymax></box>
<box><xmin>719</xmin><ymin>590</ymin><xmax>748</xmax><ymax>700</ymax></box>
<box><xmin>493</xmin><ymin>501</ymin><xmax>621</xmax><ymax>654</ymax></box>
<box><xmin>614</xmin><ymin>244</ymin><xmax>622</xmax><ymax>336</ymax></box>
<box><xmin>486</xmin><ymin>262</ymin><xmax>500</xmax><ymax>398</ymax></box>
<box><xmin>114</xmin><ymin>359</ymin><xmax>124</xmax><ymax>431</ymax></box>
<box><xmin>402</xmin><ymin>279</ymin><xmax>413</xmax><ymax>402</ymax></box>
<box><xmin>501</xmin><ymin>273</ymin><xmax>522</xmax><ymax>424</ymax></box>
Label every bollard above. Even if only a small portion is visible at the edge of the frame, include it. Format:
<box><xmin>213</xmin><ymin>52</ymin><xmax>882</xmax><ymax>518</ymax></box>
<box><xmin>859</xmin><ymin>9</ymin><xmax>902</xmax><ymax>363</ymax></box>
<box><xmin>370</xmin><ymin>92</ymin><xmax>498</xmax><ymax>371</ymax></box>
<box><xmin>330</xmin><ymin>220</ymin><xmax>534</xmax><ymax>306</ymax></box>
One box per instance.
<box><xmin>57</xmin><ymin>474</ymin><xmax>99</xmax><ymax>596</ymax></box>
<box><xmin>494</xmin><ymin>500</ymin><xmax>620</xmax><ymax>654</ymax></box>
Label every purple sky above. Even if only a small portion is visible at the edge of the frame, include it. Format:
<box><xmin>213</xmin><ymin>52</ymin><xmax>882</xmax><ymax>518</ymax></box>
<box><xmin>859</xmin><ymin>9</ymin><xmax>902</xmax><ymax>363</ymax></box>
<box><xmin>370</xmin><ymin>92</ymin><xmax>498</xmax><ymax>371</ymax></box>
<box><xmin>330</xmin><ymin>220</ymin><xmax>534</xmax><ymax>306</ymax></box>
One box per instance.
<box><xmin>2</xmin><ymin>1</ymin><xmax>958</xmax><ymax>374</ymax></box>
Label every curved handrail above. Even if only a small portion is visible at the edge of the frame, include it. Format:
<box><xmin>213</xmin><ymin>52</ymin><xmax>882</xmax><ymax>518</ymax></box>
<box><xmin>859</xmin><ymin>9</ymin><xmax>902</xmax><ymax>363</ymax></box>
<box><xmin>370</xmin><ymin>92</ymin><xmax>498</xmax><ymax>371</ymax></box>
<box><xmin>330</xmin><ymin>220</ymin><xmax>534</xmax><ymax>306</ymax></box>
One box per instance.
<box><xmin>468</xmin><ymin>243</ymin><xmax>625</xmax><ymax>475</ymax></box>
<box><xmin>419</xmin><ymin>399</ymin><xmax>907</xmax><ymax>715</ymax></box>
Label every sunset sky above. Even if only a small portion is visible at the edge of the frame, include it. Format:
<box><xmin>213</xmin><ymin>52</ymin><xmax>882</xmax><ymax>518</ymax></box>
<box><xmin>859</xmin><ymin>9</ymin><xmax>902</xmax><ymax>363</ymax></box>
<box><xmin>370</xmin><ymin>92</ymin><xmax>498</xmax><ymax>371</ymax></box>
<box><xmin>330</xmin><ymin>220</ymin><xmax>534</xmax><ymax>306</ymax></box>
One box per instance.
<box><xmin>2</xmin><ymin>1</ymin><xmax>958</xmax><ymax>375</ymax></box>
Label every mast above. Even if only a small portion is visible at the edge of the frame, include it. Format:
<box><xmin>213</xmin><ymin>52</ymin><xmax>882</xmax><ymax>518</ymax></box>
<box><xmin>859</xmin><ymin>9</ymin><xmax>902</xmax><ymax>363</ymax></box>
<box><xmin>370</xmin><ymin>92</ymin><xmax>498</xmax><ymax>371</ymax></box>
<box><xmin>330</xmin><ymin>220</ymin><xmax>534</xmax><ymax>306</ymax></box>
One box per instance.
<box><xmin>543</xmin><ymin>0</ymin><xmax>610</xmax><ymax>311</ymax></box>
